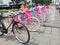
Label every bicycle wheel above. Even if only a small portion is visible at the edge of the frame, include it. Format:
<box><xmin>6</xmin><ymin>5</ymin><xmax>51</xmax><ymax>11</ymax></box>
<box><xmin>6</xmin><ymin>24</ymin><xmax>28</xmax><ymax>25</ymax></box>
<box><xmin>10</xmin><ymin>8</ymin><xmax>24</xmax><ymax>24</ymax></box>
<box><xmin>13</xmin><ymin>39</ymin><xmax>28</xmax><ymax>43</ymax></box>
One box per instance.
<box><xmin>42</xmin><ymin>11</ymin><xmax>48</xmax><ymax>22</ymax></box>
<box><xmin>12</xmin><ymin>22</ymin><xmax>30</xmax><ymax>44</ymax></box>
<box><xmin>25</xmin><ymin>17</ymin><xmax>40</xmax><ymax>31</ymax></box>
<box><xmin>0</xmin><ymin>22</ymin><xmax>4</xmax><ymax>36</ymax></box>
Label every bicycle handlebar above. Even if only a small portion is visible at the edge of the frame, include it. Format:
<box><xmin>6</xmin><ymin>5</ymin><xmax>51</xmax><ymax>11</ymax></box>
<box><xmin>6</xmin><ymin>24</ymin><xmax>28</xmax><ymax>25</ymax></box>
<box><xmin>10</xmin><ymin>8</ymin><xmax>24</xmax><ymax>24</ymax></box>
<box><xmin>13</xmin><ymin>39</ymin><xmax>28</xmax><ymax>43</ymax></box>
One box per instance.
<box><xmin>2</xmin><ymin>13</ymin><xmax>24</xmax><ymax>19</ymax></box>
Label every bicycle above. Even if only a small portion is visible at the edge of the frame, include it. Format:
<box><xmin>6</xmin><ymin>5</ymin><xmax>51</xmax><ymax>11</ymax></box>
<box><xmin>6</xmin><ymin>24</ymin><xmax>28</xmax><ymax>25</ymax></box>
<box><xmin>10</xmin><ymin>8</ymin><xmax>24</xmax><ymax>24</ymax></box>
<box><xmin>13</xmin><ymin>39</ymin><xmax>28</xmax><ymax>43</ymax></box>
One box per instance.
<box><xmin>32</xmin><ymin>5</ymin><xmax>50</xmax><ymax>23</ymax></box>
<box><xmin>14</xmin><ymin>12</ymin><xmax>40</xmax><ymax>32</ymax></box>
<box><xmin>0</xmin><ymin>13</ymin><xmax>30</xmax><ymax>44</ymax></box>
<box><xmin>8</xmin><ymin>10</ymin><xmax>40</xmax><ymax>32</ymax></box>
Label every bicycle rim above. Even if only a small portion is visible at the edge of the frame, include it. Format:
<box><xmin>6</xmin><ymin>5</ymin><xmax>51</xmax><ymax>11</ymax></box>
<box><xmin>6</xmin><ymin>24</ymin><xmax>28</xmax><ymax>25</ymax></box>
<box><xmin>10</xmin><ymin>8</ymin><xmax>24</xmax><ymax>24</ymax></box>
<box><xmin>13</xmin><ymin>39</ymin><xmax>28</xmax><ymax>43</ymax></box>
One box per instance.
<box><xmin>13</xmin><ymin>23</ymin><xmax>30</xmax><ymax>44</ymax></box>
<box><xmin>25</xmin><ymin>17</ymin><xmax>40</xmax><ymax>31</ymax></box>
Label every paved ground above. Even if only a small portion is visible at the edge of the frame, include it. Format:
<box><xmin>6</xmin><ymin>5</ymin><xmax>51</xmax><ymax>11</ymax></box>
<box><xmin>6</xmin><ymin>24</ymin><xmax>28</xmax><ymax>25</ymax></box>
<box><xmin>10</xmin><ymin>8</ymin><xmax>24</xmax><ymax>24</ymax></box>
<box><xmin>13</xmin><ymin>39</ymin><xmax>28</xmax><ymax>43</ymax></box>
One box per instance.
<box><xmin>0</xmin><ymin>6</ymin><xmax>60</xmax><ymax>45</ymax></box>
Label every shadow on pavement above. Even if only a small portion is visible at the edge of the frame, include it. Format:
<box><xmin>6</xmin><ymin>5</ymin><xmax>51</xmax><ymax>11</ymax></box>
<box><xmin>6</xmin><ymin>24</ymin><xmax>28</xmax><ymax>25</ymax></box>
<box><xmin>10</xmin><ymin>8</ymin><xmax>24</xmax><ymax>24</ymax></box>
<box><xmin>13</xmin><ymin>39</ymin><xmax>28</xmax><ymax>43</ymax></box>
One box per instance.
<box><xmin>0</xmin><ymin>35</ymin><xmax>16</xmax><ymax>41</ymax></box>
<box><xmin>0</xmin><ymin>35</ymin><xmax>39</xmax><ymax>45</ymax></box>
<box><xmin>24</xmin><ymin>42</ymin><xmax>38</xmax><ymax>45</ymax></box>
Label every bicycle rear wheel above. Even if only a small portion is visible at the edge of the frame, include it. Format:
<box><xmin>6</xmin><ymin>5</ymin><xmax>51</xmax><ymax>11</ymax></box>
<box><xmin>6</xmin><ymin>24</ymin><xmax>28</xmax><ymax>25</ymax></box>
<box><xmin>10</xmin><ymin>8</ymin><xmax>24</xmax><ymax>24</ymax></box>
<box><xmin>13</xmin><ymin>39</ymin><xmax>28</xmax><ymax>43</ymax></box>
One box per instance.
<box><xmin>25</xmin><ymin>17</ymin><xmax>40</xmax><ymax>31</ymax></box>
<box><xmin>12</xmin><ymin>23</ymin><xmax>30</xmax><ymax>44</ymax></box>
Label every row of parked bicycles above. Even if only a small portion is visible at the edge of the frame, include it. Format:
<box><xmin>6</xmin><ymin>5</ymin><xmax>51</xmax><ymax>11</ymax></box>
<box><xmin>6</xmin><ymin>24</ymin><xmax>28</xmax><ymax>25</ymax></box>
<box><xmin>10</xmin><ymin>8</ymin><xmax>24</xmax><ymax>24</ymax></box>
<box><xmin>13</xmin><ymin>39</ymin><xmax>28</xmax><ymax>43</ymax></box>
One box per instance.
<box><xmin>0</xmin><ymin>5</ymin><xmax>51</xmax><ymax>44</ymax></box>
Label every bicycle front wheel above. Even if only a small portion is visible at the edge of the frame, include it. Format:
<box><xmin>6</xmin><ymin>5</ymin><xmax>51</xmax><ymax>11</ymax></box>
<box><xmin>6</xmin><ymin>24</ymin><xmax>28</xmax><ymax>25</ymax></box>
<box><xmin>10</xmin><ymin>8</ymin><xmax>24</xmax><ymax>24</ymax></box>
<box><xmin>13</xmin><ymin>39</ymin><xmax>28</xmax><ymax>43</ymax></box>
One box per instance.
<box><xmin>25</xmin><ymin>17</ymin><xmax>40</xmax><ymax>31</ymax></box>
<box><xmin>12</xmin><ymin>23</ymin><xmax>30</xmax><ymax>44</ymax></box>
<box><xmin>0</xmin><ymin>22</ymin><xmax>4</xmax><ymax>36</ymax></box>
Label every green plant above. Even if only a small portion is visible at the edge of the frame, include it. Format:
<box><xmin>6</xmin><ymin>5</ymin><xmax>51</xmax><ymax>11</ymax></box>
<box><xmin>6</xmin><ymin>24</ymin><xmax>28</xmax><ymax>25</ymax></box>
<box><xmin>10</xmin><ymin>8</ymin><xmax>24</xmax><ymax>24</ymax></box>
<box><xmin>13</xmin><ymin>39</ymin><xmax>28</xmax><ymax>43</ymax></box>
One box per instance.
<box><xmin>34</xmin><ymin>0</ymin><xmax>52</xmax><ymax>5</ymax></box>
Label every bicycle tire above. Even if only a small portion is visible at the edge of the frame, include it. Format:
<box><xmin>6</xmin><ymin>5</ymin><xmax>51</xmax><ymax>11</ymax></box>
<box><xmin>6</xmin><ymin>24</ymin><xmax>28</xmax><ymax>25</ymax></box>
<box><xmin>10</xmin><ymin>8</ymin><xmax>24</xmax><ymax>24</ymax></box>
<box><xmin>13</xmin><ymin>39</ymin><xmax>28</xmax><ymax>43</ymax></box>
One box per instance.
<box><xmin>12</xmin><ymin>22</ymin><xmax>30</xmax><ymax>44</ymax></box>
<box><xmin>42</xmin><ymin>11</ymin><xmax>48</xmax><ymax>22</ymax></box>
<box><xmin>25</xmin><ymin>17</ymin><xmax>40</xmax><ymax>31</ymax></box>
<box><xmin>0</xmin><ymin>22</ymin><xmax>4</xmax><ymax>36</ymax></box>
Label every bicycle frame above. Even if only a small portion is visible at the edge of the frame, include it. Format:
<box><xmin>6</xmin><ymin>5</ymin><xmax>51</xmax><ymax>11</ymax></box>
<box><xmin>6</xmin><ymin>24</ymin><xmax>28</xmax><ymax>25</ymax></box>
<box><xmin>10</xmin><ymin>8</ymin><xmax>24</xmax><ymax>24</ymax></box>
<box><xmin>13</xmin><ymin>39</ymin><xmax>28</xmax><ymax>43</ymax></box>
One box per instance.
<box><xmin>1</xmin><ymin>16</ymin><xmax>19</xmax><ymax>34</ymax></box>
